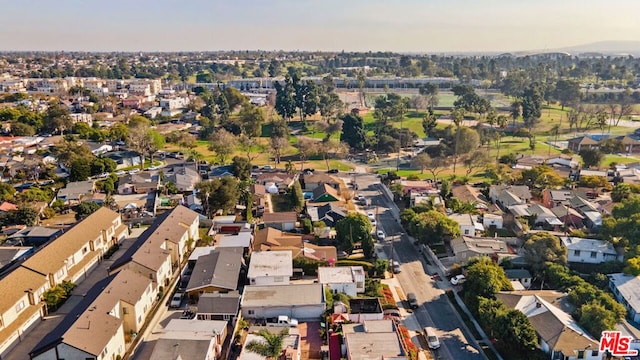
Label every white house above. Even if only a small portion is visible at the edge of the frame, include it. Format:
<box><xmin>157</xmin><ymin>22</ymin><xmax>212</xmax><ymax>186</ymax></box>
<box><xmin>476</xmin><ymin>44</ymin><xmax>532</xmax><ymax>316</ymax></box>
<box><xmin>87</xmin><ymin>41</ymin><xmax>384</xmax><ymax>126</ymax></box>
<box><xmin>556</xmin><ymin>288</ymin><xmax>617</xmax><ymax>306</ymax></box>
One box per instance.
<box><xmin>448</xmin><ymin>213</ymin><xmax>483</xmax><ymax>236</ymax></box>
<box><xmin>560</xmin><ymin>237</ymin><xmax>622</xmax><ymax>264</ymax></box>
<box><xmin>247</xmin><ymin>251</ymin><xmax>292</xmax><ymax>286</ymax></box>
<box><xmin>241</xmin><ymin>283</ymin><xmax>325</xmax><ymax>320</ymax></box>
<box><xmin>317</xmin><ymin>266</ymin><xmax>365</xmax><ymax>297</ymax></box>
<box><xmin>504</xmin><ymin>269</ymin><xmax>532</xmax><ymax>289</ymax></box>
<box><xmin>609</xmin><ymin>273</ymin><xmax>640</xmax><ymax>324</ymax></box>
<box><xmin>482</xmin><ymin>213</ymin><xmax>503</xmax><ymax>230</ymax></box>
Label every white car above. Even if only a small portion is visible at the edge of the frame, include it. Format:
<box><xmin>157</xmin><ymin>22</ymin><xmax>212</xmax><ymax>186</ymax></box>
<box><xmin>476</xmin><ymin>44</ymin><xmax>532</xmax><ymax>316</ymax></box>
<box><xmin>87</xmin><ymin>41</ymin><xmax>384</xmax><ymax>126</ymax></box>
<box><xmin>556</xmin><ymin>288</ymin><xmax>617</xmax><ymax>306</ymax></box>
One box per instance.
<box><xmin>367</xmin><ymin>212</ymin><xmax>375</xmax><ymax>221</ymax></box>
<box><xmin>128</xmin><ymin>168</ymin><xmax>140</xmax><ymax>175</ymax></box>
<box><xmin>450</xmin><ymin>274</ymin><xmax>466</xmax><ymax>285</ymax></box>
<box><xmin>170</xmin><ymin>292</ymin><xmax>184</xmax><ymax>308</ymax></box>
<box><xmin>115</xmin><ymin>170</ymin><xmax>126</xmax><ymax>176</ymax></box>
<box><xmin>356</xmin><ymin>194</ymin><xmax>366</xmax><ymax>203</ymax></box>
<box><xmin>370</xmin><ymin>219</ymin><xmax>377</xmax><ymax>227</ymax></box>
<box><xmin>376</xmin><ymin>230</ymin><xmax>386</xmax><ymax>241</ymax></box>
<box><xmin>392</xmin><ymin>261</ymin><xmax>401</xmax><ymax>274</ymax></box>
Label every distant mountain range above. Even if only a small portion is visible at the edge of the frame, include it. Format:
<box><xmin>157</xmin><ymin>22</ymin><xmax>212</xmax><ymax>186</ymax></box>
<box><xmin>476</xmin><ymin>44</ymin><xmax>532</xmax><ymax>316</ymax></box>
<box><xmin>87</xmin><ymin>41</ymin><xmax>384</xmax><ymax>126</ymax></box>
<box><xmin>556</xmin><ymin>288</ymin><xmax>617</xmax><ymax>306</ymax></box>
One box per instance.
<box><xmin>556</xmin><ymin>41</ymin><xmax>640</xmax><ymax>56</ymax></box>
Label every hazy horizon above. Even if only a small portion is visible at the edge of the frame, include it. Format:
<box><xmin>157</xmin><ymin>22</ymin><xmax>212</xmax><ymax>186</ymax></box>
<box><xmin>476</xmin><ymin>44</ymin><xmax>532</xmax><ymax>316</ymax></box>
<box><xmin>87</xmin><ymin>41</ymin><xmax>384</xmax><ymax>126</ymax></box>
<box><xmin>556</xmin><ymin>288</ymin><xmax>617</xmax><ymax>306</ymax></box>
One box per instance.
<box><xmin>1</xmin><ymin>0</ymin><xmax>639</xmax><ymax>53</ymax></box>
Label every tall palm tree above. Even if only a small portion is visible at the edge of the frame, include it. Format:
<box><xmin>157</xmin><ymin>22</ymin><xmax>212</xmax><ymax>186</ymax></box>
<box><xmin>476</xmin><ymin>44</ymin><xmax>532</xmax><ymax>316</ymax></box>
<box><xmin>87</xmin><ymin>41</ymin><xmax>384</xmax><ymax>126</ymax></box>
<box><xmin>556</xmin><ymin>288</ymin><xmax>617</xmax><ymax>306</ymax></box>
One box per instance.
<box><xmin>246</xmin><ymin>329</ymin><xmax>288</xmax><ymax>359</ymax></box>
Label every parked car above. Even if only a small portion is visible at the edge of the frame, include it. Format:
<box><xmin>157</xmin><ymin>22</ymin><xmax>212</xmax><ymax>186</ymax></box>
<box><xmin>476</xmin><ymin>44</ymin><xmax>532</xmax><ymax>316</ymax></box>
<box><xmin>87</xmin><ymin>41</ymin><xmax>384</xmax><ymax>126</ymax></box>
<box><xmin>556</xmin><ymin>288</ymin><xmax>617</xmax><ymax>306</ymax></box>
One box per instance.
<box><xmin>170</xmin><ymin>292</ymin><xmax>184</xmax><ymax>308</ymax></box>
<box><xmin>327</xmin><ymin>169</ymin><xmax>339</xmax><ymax>174</ymax></box>
<box><xmin>376</xmin><ymin>230</ymin><xmax>386</xmax><ymax>241</ymax></box>
<box><xmin>450</xmin><ymin>274</ymin><xmax>466</xmax><ymax>285</ymax></box>
<box><xmin>392</xmin><ymin>260</ymin><xmax>401</xmax><ymax>274</ymax></box>
<box><xmin>367</xmin><ymin>212</ymin><xmax>375</xmax><ymax>221</ymax></box>
<box><xmin>407</xmin><ymin>292</ymin><xmax>418</xmax><ymax>309</ymax></box>
<box><xmin>423</xmin><ymin>327</ymin><xmax>441</xmax><ymax>349</ymax></box>
<box><xmin>383</xmin><ymin>308</ymin><xmax>402</xmax><ymax>319</ymax></box>
<box><xmin>128</xmin><ymin>168</ymin><xmax>140</xmax><ymax>175</ymax></box>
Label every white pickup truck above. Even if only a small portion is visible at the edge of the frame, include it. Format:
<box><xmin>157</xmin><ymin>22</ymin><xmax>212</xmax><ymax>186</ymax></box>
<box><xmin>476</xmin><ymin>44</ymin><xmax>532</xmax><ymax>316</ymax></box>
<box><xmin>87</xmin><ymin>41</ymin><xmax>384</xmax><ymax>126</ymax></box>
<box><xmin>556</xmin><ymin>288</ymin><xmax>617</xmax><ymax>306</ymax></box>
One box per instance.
<box><xmin>266</xmin><ymin>315</ymin><xmax>299</xmax><ymax>327</ymax></box>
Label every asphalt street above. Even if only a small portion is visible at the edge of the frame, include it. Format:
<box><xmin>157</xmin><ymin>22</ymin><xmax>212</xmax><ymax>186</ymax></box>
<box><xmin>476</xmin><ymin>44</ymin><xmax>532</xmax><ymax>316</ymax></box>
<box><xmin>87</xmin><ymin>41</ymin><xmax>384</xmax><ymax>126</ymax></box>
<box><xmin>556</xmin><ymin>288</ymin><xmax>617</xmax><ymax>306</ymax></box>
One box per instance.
<box><xmin>349</xmin><ymin>173</ymin><xmax>486</xmax><ymax>360</ymax></box>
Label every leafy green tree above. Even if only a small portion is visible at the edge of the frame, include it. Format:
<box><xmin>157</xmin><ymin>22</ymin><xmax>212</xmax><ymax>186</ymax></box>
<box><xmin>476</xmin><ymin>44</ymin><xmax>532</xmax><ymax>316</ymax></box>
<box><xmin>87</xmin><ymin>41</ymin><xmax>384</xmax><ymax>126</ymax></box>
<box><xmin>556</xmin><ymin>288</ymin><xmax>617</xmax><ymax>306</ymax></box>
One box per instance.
<box><xmin>335</xmin><ymin>213</ymin><xmax>373</xmax><ymax>253</ymax></box>
<box><xmin>555</xmin><ymin>79</ymin><xmax>581</xmax><ymax>110</ymax></box>
<box><xmin>108</xmin><ymin>122</ymin><xmax>129</xmax><ymax>141</ymax></box>
<box><xmin>238</xmin><ymin>104</ymin><xmax>265</xmax><ymax>138</ymax></box>
<box><xmin>2</xmin><ymin>206</ymin><xmax>40</xmax><ymax>226</ymax></box>
<box><xmin>231</xmin><ymin>156</ymin><xmax>251</xmax><ymax>181</ymax></box>
<box><xmin>208</xmin><ymin>129</ymin><xmax>236</xmax><ymax>164</ymax></box>
<box><xmin>340</xmin><ymin>113</ymin><xmax>367</xmax><ymax>151</ymax></box>
<box><xmin>579</xmin><ymin>149</ymin><xmax>604</xmax><ymax>169</ymax></box>
<box><xmin>195</xmin><ymin>177</ymin><xmax>240</xmax><ymax>217</ymax></box>
<box><xmin>52</xmin><ymin>139</ymin><xmax>94</xmax><ymax>167</ymax></box>
<box><xmin>274</xmin><ymin>75</ymin><xmax>296</xmax><ymax>121</ymax></box>
<box><xmin>69</xmin><ymin>159</ymin><xmax>91</xmax><ymax>181</ymax></box>
<box><xmin>521</xmin><ymin>84</ymin><xmax>543</xmax><ymax>132</ymax></box>
<box><xmin>290</xmin><ymin>180</ymin><xmax>304</xmax><ymax>210</ymax></box>
<box><xmin>269</xmin><ymin>120</ymin><xmax>290</xmax><ymax>165</ymax></box>
<box><xmin>318</xmin><ymin>92</ymin><xmax>343</xmax><ymax>120</ymax></box>
<box><xmin>422</xmin><ymin>110</ymin><xmax>437</xmax><ymax>137</ymax></box>
<box><xmin>373</xmin><ymin>93</ymin><xmax>408</xmax><ymax>127</ymax></box>
<box><xmin>579</xmin><ymin>301</ymin><xmax>618</xmax><ymax>337</ymax></box>
<box><xmin>464</xmin><ymin>257</ymin><xmax>513</xmax><ymax>303</ymax></box>
<box><xmin>222</xmin><ymin>87</ymin><xmax>249</xmax><ymax>111</ymax></box>
<box><xmin>43</xmin><ymin>101</ymin><xmax>73</xmax><ymax>135</ymax></box>
<box><xmin>10</xmin><ymin>122</ymin><xmax>36</xmax><ymax>136</ymax></box>
<box><xmin>518</xmin><ymin>165</ymin><xmax>565</xmax><ymax>189</ymax></box>
<box><xmin>74</xmin><ymin>201</ymin><xmax>101</xmax><ymax>220</ymax></box>
<box><xmin>523</xmin><ymin>232</ymin><xmax>567</xmax><ymax>277</ymax></box>
<box><xmin>0</xmin><ymin>182</ymin><xmax>16</xmax><ymax>202</ymax></box>
<box><xmin>245</xmin><ymin>329</ymin><xmax>288</xmax><ymax>359</ymax></box>
<box><xmin>404</xmin><ymin>209</ymin><xmax>460</xmax><ymax>245</ymax></box>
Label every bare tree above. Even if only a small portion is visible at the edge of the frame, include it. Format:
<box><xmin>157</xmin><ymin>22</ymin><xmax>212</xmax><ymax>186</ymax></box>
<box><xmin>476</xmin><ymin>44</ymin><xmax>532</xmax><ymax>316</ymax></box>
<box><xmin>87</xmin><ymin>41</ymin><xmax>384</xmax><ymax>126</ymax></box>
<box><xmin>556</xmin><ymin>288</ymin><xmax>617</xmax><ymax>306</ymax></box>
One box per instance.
<box><xmin>208</xmin><ymin>129</ymin><xmax>236</xmax><ymax>164</ymax></box>
<box><xmin>411</xmin><ymin>153</ymin><xmax>431</xmax><ymax>174</ymax></box>
<box><xmin>296</xmin><ymin>138</ymin><xmax>318</xmax><ymax>171</ymax></box>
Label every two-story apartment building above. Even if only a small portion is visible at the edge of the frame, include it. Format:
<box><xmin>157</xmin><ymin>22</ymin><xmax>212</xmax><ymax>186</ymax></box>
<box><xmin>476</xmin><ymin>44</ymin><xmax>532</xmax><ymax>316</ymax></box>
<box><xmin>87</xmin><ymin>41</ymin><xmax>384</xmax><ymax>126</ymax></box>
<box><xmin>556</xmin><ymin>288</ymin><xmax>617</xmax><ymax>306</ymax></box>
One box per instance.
<box><xmin>609</xmin><ymin>273</ymin><xmax>640</xmax><ymax>324</ymax></box>
<box><xmin>0</xmin><ymin>268</ymin><xmax>50</xmax><ymax>358</ymax></box>
<box><xmin>20</xmin><ymin>207</ymin><xmax>127</xmax><ymax>287</ymax></box>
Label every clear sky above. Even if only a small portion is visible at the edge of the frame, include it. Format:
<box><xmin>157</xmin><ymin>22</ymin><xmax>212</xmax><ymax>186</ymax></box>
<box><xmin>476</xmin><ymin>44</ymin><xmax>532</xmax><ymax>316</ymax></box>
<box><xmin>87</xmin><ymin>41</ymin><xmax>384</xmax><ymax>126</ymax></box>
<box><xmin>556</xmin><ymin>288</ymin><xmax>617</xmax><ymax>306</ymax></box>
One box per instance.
<box><xmin>0</xmin><ymin>0</ymin><xmax>638</xmax><ymax>53</ymax></box>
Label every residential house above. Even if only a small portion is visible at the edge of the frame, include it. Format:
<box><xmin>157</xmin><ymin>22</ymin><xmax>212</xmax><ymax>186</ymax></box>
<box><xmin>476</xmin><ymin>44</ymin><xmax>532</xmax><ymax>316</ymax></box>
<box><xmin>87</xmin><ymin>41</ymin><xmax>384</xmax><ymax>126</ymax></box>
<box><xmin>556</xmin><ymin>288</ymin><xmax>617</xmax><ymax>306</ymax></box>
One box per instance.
<box><xmin>513</xmin><ymin>154</ymin><xmax>546</xmax><ymax>169</ymax></box>
<box><xmin>252</xmin><ymin>227</ymin><xmax>337</xmax><ymax>262</ymax></box>
<box><xmin>550</xmin><ymin>205</ymin><xmax>584</xmax><ymax>227</ymax></box>
<box><xmin>347</xmin><ymin>298</ymin><xmax>384</xmax><ymax>323</ymax></box>
<box><xmin>20</xmin><ymin>207</ymin><xmax>127</xmax><ymax>287</ymax></box>
<box><xmin>0</xmin><ymin>201</ymin><xmax>17</xmax><ymax>213</ymax></box>
<box><xmin>215</xmin><ymin>232</ymin><xmax>253</xmax><ymax>255</ymax></box>
<box><xmin>306</xmin><ymin>203</ymin><xmax>347</xmax><ymax>228</ymax></box>
<box><xmin>545</xmin><ymin>155</ymin><xmax>580</xmax><ymax>169</ymax></box>
<box><xmin>117</xmin><ymin>173</ymin><xmax>160</xmax><ymax>195</ymax></box>
<box><xmin>451</xmin><ymin>185</ymin><xmax>487</xmax><ymax>206</ymax></box>
<box><xmin>489</xmin><ymin>185</ymin><xmax>531</xmax><ymax>208</ymax></box>
<box><xmin>185</xmin><ymin>247</ymin><xmax>243</xmax><ymax>300</ymax></box>
<box><xmin>609</xmin><ymin>273</ymin><xmax>640</xmax><ymax>323</ymax></box>
<box><xmin>310</xmin><ymin>183</ymin><xmax>343</xmax><ymax>203</ymax></box>
<box><xmin>5</xmin><ymin>226</ymin><xmax>62</xmax><ymax>247</ymax></box>
<box><xmin>166</xmin><ymin>165</ymin><xmax>200</xmax><ymax>192</ymax></box>
<box><xmin>241</xmin><ymin>283</ymin><xmax>325</xmax><ymax>320</ymax></box>
<box><xmin>247</xmin><ymin>250</ymin><xmax>292</xmax><ymax>286</ymax></box>
<box><xmin>255</xmin><ymin>172</ymin><xmax>296</xmax><ymax>191</ymax></box>
<box><xmin>399</xmin><ymin>180</ymin><xmax>437</xmax><ymax>195</ymax></box>
<box><xmin>209</xmin><ymin>165</ymin><xmax>234</xmax><ymax>178</ymax></box>
<box><xmin>196</xmin><ymin>291</ymin><xmax>241</xmax><ymax>323</ymax></box>
<box><xmin>567</xmin><ymin>135</ymin><xmax>600</xmax><ymax>153</ymax></box>
<box><xmin>106</xmin><ymin>151</ymin><xmax>142</xmax><ymax>169</ymax></box>
<box><xmin>504</xmin><ymin>269</ymin><xmax>532</xmax><ymax>289</ymax></box>
<box><xmin>149</xmin><ymin>319</ymin><xmax>227</xmax><ymax>360</ymax></box>
<box><xmin>450</xmin><ymin>236</ymin><xmax>514</xmax><ymax>264</ymax></box>
<box><xmin>318</xmin><ymin>266</ymin><xmax>366</xmax><ymax>297</ymax></box>
<box><xmin>560</xmin><ymin>237</ymin><xmax>622</xmax><ymax>264</ymax></box>
<box><xmin>262</xmin><ymin>211</ymin><xmax>297</xmax><ymax>231</ymax></box>
<box><xmin>301</xmin><ymin>173</ymin><xmax>342</xmax><ymax>191</ymax></box>
<box><xmin>448</xmin><ymin>213</ymin><xmax>483</xmax><ymax>236</ymax></box>
<box><xmin>0</xmin><ymin>267</ymin><xmax>49</xmax><ymax>358</ymax></box>
<box><xmin>528</xmin><ymin>204</ymin><xmax>563</xmax><ymax>229</ymax></box>
<box><xmin>56</xmin><ymin>180</ymin><xmax>95</xmax><ymax>205</ymax></box>
<box><xmin>482</xmin><ymin>213</ymin><xmax>504</xmax><ymax>230</ymax></box>
<box><xmin>496</xmin><ymin>291</ymin><xmax>601</xmax><ymax>360</ymax></box>
<box><xmin>342</xmin><ymin>319</ymin><xmax>406</xmax><ymax>360</ymax></box>
<box><xmin>541</xmin><ymin>189</ymin><xmax>574</xmax><ymax>208</ymax></box>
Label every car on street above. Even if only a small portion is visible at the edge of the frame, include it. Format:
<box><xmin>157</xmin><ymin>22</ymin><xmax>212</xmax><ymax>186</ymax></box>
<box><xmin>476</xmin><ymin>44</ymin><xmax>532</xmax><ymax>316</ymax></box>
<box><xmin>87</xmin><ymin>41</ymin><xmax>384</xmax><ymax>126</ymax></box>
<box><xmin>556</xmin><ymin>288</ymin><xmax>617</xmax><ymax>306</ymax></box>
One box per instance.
<box><xmin>327</xmin><ymin>168</ymin><xmax>339</xmax><ymax>174</ymax></box>
<box><xmin>423</xmin><ymin>327</ymin><xmax>441</xmax><ymax>349</ymax></box>
<box><xmin>376</xmin><ymin>230</ymin><xmax>386</xmax><ymax>241</ymax></box>
<box><xmin>407</xmin><ymin>292</ymin><xmax>418</xmax><ymax>309</ymax></box>
<box><xmin>450</xmin><ymin>274</ymin><xmax>466</xmax><ymax>285</ymax></box>
<box><xmin>115</xmin><ymin>170</ymin><xmax>126</xmax><ymax>176</ymax></box>
<box><xmin>128</xmin><ymin>168</ymin><xmax>140</xmax><ymax>175</ymax></box>
<box><xmin>370</xmin><ymin>219</ymin><xmax>376</xmax><ymax>227</ymax></box>
<box><xmin>170</xmin><ymin>292</ymin><xmax>184</xmax><ymax>308</ymax></box>
<box><xmin>356</xmin><ymin>194</ymin><xmax>366</xmax><ymax>203</ymax></box>
<box><xmin>367</xmin><ymin>212</ymin><xmax>375</xmax><ymax>221</ymax></box>
<box><xmin>392</xmin><ymin>260</ymin><xmax>401</xmax><ymax>274</ymax></box>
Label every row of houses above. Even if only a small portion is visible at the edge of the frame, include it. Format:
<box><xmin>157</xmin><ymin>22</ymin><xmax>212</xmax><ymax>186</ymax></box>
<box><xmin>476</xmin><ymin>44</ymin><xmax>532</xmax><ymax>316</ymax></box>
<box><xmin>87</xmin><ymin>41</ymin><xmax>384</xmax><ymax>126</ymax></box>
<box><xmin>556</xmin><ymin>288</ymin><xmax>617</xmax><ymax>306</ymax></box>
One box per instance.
<box><xmin>0</xmin><ymin>207</ymin><xmax>128</xmax><ymax>358</ymax></box>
